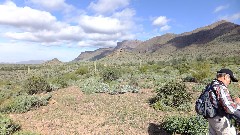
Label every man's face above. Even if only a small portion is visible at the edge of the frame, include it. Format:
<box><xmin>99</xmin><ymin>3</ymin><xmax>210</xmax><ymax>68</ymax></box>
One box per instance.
<box><xmin>224</xmin><ymin>74</ymin><xmax>231</xmax><ymax>86</ymax></box>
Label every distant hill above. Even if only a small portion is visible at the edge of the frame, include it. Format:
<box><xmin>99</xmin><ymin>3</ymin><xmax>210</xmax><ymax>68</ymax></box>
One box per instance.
<box><xmin>73</xmin><ymin>20</ymin><xmax>240</xmax><ymax>63</ymax></box>
<box><xmin>43</xmin><ymin>58</ymin><xmax>62</xmax><ymax>65</ymax></box>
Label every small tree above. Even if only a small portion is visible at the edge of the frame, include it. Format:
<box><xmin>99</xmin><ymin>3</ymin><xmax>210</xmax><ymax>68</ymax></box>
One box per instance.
<box><xmin>191</xmin><ymin>61</ymin><xmax>211</xmax><ymax>83</ymax></box>
<box><xmin>151</xmin><ymin>81</ymin><xmax>192</xmax><ymax>111</ymax></box>
<box><xmin>101</xmin><ymin>67</ymin><xmax>121</xmax><ymax>82</ymax></box>
<box><xmin>75</xmin><ymin>66</ymin><xmax>88</xmax><ymax>75</ymax></box>
<box><xmin>24</xmin><ymin>76</ymin><xmax>52</xmax><ymax>95</ymax></box>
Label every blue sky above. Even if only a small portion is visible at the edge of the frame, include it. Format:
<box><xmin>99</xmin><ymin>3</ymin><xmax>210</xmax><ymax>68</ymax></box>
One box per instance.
<box><xmin>0</xmin><ymin>0</ymin><xmax>239</xmax><ymax>63</ymax></box>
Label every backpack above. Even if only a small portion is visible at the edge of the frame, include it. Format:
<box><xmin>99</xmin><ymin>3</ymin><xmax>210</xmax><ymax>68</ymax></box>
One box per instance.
<box><xmin>195</xmin><ymin>84</ymin><xmax>218</xmax><ymax>119</ymax></box>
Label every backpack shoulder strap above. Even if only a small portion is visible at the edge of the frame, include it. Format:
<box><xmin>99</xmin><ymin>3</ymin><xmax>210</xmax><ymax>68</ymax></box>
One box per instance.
<box><xmin>209</xmin><ymin>81</ymin><xmax>227</xmax><ymax>116</ymax></box>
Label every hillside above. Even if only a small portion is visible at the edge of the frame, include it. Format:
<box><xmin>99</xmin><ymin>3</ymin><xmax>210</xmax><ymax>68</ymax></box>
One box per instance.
<box><xmin>74</xmin><ymin>20</ymin><xmax>240</xmax><ymax>63</ymax></box>
<box><xmin>73</xmin><ymin>47</ymin><xmax>114</xmax><ymax>62</ymax></box>
<box><xmin>43</xmin><ymin>58</ymin><xmax>63</xmax><ymax>65</ymax></box>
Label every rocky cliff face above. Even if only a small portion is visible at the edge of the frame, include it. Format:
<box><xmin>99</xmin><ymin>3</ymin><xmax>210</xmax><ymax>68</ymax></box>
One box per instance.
<box><xmin>73</xmin><ymin>47</ymin><xmax>114</xmax><ymax>62</ymax></box>
<box><xmin>114</xmin><ymin>40</ymin><xmax>143</xmax><ymax>51</ymax></box>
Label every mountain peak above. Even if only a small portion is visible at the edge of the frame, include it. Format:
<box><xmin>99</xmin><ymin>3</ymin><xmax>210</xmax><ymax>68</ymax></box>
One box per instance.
<box><xmin>215</xmin><ymin>19</ymin><xmax>229</xmax><ymax>24</ymax></box>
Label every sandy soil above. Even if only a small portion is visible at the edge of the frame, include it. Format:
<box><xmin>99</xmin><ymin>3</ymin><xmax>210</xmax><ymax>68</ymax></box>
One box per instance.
<box><xmin>9</xmin><ymin>86</ymin><xmax>173</xmax><ymax>135</ymax></box>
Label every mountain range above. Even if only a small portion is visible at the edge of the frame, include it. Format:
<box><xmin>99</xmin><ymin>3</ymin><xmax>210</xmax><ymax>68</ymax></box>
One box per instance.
<box><xmin>3</xmin><ymin>20</ymin><xmax>239</xmax><ymax>64</ymax></box>
<box><xmin>73</xmin><ymin>20</ymin><xmax>240</xmax><ymax>63</ymax></box>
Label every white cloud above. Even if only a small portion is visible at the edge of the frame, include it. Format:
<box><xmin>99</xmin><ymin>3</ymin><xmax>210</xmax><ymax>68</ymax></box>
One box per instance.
<box><xmin>3</xmin><ymin>25</ymin><xmax>85</xmax><ymax>43</ymax></box>
<box><xmin>79</xmin><ymin>15</ymin><xmax>128</xmax><ymax>34</ymax></box>
<box><xmin>26</xmin><ymin>0</ymin><xmax>74</xmax><ymax>12</ymax></box>
<box><xmin>152</xmin><ymin>16</ymin><xmax>171</xmax><ymax>32</ymax></box>
<box><xmin>88</xmin><ymin>0</ymin><xmax>130</xmax><ymax>14</ymax></box>
<box><xmin>77</xmin><ymin>40</ymin><xmax>116</xmax><ymax>48</ymax></box>
<box><xmin>4</xmin><ymin>30</ymin><xmax>79</xmax><ymax>43</ymax></box>
<box><xmin>219</xmin><ymin>12</ymin><xmax>240</xmax><ymax>22</ymax></box>
<box><xmin>0</xmin><ymin>1</ymin><xmax>64</xmax><ymax>31</ymax></box>
<box><xmin>0</xmin><ymin>1</ymin><xmax>87</xmax><ymax>43</ymax></box>
<box><xmin>4</xmin><ymin>32</ymin><xmax>38</xmax><ymax>42</ymax></box>
<box><xmin>0</xmin><ymin>1</ymin><xmax>136</xmax><ymax>45</ymax></box>
<box><xmin>112</xmin><ymin>8</ymin><xmax>136</xmax><ymax>19</ymax></box>
<box><xmin>152</xmin><ymin>16</ymin><xmax>169</xmax><ymax>26</ymax></box>
<box><xmin>214</xmin><ymin>5</ymin><xmax>229</xmax><ymax>13</ymax></box>
<box><xmin>160</xmin><ymin>25</ymin><xmax>171</xmax><ymax>31</ymax></box>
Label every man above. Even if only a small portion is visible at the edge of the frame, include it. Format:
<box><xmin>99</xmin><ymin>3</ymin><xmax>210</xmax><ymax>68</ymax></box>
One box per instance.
<box><xmin>208</xmin><ymin>68</ymin><xmax>239</xmax><ymax>135</ymax></box>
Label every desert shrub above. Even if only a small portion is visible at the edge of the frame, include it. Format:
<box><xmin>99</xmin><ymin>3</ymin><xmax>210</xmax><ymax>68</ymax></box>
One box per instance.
<box><xmin>229</xmin><ymin>83</ymin><xmax>240</xmax><ymax>99</ymax></box>
<box><xmin>0</xmin><ymin>90</ymin><xmax>12</xmax><ymax>105</ymax></box>
<box><xmin>79</xmin><ymin>76</ymin><xmax>139</xmax><ymax>95</ymax></box>
<box><xmin>174</xmin><ymin>63</ymin><xmax>191</xmax><ymax>75</ymax></box>
<box><xmin>191</xmin><ymin>61</ymin><xmax>212</xmax><ymax>83</ymax></box>
<box><xmin>211</xmin><ymin>56</ymin><xmax>240</xmax><ymax>65</ymax></box>
<box><xmin>79</xmin><ymin>77</ymin><xmax>109</xmax><ymax>94</ymax></box>
<box><xmin>75</xmin><ymin>66</ymin><xmax>89</xmax><ymax>75</ymax></box>
<box><xmin>50</xmin><ymin>77</ymin><xmax>68</xmax><ymax>89</ymax></box>
<box><xmin>151</xmin><ymin>81</ymin><xmax>192</xmax><ymax>111</ymax></box>
<box><xmin>0</xmin><ymin>113</ymin><xmax>20</xmax><ymax>135</ymax></box>
<box><xmin>183</xmin><ymin>76</ymin><xmax>197</xmax><ymax>82</ymax></box>
<box><xmin>108</xmin><ymin>84</ymin><xmax>139</xmax><ymax>95</ymax></box>
<box><xmin>0</xmin><ymin>94</ymin><xmax>52</xmax><ymax>113</ymax></box>
<box><xmin>61</xmin><ymin>73</ymin><xmax>78</xmax><ymax>81</ymax></box>
<box><xmin>138</xmin><ymin>65</ymin><xmax>148</xmax><ymax>73</ymax></box>
<box><xmin>101</xmin><ymin>67</ymin><xmax>121</xmax><ymax>82</ymax></box>
<box><xmin>147</xmin><ymin>60</ymin><xmax>155</xmax><ymax>65</ymax></box>
<box><xmin>23</xmin><ymin>76</ymin><xmax>52</xmax><ymax>95</ymax></box>
<box><xmin>161</xmin><ymin>115</ymin><xmax>208</xmax><ymax>134</ymax></box>
<box><xmin>192</xmin><ymin>83</ymin><xmax>206</xmax><ymax>92</ymax></box>
<box><xmin>148</xmin><ymin>64</ymin><xmax>163</xmax><ymax>73</ymax></box>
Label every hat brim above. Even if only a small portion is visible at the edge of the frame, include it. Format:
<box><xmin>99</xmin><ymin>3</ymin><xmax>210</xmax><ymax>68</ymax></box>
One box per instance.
<box><xmin>230</xmin><ymin>76</ymin><xmax>238</xmax><ymax>82</ymax></box>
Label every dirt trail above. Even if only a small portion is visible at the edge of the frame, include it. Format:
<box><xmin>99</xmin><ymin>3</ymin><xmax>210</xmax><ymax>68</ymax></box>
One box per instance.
<box><xmin>10</xmin><ymin>86</ymin><xmax>169</xmax><ymax>135</ymax></box>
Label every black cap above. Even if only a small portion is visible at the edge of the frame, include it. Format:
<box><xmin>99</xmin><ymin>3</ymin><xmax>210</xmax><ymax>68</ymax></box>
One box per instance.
<box><xmin>217</xmin><ymin>68</ymin><xmax>238</xmax><ymax>82</ymax></box>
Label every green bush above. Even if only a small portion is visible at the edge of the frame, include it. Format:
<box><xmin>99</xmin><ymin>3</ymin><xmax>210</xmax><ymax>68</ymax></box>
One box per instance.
<box><xmin>174</xmin><ymin>63</ymin><xmax>191</xmax><ymax>75</ymax></box>
<box><xmin>80</xmin><ymin>77</ymin><xmax>109</xmax><ymax>94</ymax></box>
<box><xmin>101</xmin><ymin>67</ymin><xmax>121</xmax><ymax>82</ymax></box>
<box><xmin>79</xmin><ymin>76</ymin><xmax>139</xmax><ymax>95</ymax></box>
<box><xmin>62</xmin><ymin>73</ymin><xmax>78</xmax><ymax>81</ymax></box>
<box><xmin>75</xmin><ymin>66</ymin><xmax>89</xmax><ymax>75</ymax></box>
<box><xmin>24</xmin><ymin>76</ymin><xmax>52</xmax><ymax>95</ymax></box>
<box><xmin>0</xmin><ymin>94</ymin><xmax>52</xmax><ymax>113</ymax></box>
<box><xmin>138</xmin><ymin>65</ymin><xmax>148</xmax><ymax>73</ymax></box>
<box><xmin>0</xmin><ymin>113</ymin><xmax>20</xmax><ymax>135</ymax></box>
<box><xmin>183</xmin><ymin>76</ymin><xmax>197</xmax><ymax>82</ymax></box>
<box><xmin>108</xmin><ymin>84</ymin><xmax>139</xmax><ymax>95</ymax></box>
<box><xmin>51</xmin><ymin>77</ymin><xmax>68</xmax><ymax>89</ymax></box>
<box><xmin>192</xmin><ymin>83</ymin><xmax>206</xmax><ymax>92</ymax></box>
<box><xmin>161</xmin><ymin>115</ymin><xmax>208</xmax><ymax>134</ymax></box>
<box><xmin>151</xmin><ymin>81</ymin><xmax>192</xmax><ymax>111</ymax></box>
<box><xmin>191</xmin><ymin>61</ymin><xmax>212</xmax><ymax>83</ymax></box>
